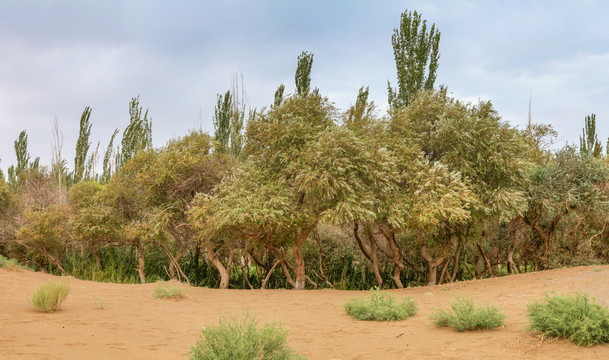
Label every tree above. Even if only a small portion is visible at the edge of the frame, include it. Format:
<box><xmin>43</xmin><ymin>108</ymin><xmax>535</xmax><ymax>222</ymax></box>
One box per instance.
<box><xmin>213</xmin><ymin>91</ymin><xmax>232</xmax><ymax>152</ymax></box>
<box><xmin>274</xmin><ymin>84</ymin><xmax>285</xmax><ymax>107</ymax></box>
<box><xmin>101</xmin><ymin>129</ymin><xmax>119</xmax><ymax>183</ymax></box>
<box><xmin>119</xmin><ymin>96</ymin><xmax>152</xmax><ymax>168</ymax></box>
<box><xmin>8</xmin><ymin>130</ymin><xmax>39</xmax><ymax>187</ymax></box>
<box><xmin>388</xmin><ymin>9</ymin><xmax>440</xmax><ymax>109</ymax></box>
<box><xmin>74</xmin><ymin>107</ymin><xmax>93</xmax><ymax>183</ymax></box>
<box><xmin>523</xmin><ymin>146</ymin><xmax>609</xmax><ymax>267</ymax></box>
<box><xmin>16</xmin><ymin>204</ymin><xmax>71</xmax><ymax>274</ymax></box>
<box><xmin>295</xmin><ymin>51</ymin><xmax>314</xmax><ymax>97</ymax></box>
<box><xmin>579</xmin><ymin>113</ymin><xmax>602</xmax><ymax>158</ymax></box>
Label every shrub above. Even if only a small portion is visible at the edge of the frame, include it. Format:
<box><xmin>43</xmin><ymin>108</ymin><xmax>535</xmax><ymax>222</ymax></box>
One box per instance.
<box><xmin>527</xmin><ymin>292</ymin><xmax>609</xmax><ymax>346</ymax></box>
<box><xmin>0</xmin><ymin>254</ymin><xmax>25</xmax><ymax>270</ymax></box>
<box><xmin>343</xmin><ymin>288</ymin><xmax>417</xmax><ymax>321</ymax></box>
<box><xmin>153</xmin><ymin>281</ymin><xmax>185</xmax><ymax>299</ymax></box>
<box><xmin>189</xmin><ymin>313</ymin><xmax>306</xmax><ymax>360</ymax></box>
<box><xmin>430</xmin><ymin>296</ymin><xmax>505</xmax><ymax>331</ymax></box>
<box><xmin>30</xmin><ymin>279</ymin><xmax>70</xmax><ymax>312</ymax></box>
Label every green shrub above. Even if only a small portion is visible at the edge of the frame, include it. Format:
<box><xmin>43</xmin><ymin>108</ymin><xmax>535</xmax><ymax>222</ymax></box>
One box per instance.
<box><xmin>0</xmin><ymin>254</ymin><xmax>25</xmax><ymax>270</ymax></box>
<box><xmin>153</xmin><ymin>281</ymin><xmax>185</xmax><ymax>299</ymax></box>
<box><xmin>344</xmin><ymin>288</ymin><xmax>417</xmax><ymax>321</ymax></box>
<box><xmin>29</xmin><ymin>279</ymin><xmax>70</xmax><ymax>312</ymax></box>
<box><xmin>527</xmin><ymin>292</ymin><xmax>609</xmax><ymax>346</ymax></box>
<box><xmin>430</xmin><ymin>296</ymin><xmax>505</xmax><ymax>331</ymax></box>
<box><xmin>189</xmin><ymin>313</ymin><xmax>306</xmax><ymax>360</ymax></box>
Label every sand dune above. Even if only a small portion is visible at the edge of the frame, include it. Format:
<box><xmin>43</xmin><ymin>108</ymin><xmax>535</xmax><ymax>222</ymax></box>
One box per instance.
<box><xmin>2</xmin><ymin>266</ymin><xmax>609</xmax><ymax>359</ymax></box>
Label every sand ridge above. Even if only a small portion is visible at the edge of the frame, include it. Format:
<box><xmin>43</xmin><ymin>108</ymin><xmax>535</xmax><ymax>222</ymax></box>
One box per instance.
<box><xmin>1</xmin><ymin>266</ymin><xmax>609</xmax><ymax>359</ymax></box>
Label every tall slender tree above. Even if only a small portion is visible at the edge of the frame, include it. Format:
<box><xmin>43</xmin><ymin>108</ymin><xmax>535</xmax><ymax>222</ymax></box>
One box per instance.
<box><xmin>74</xmin><ymin>107</ymin><xmax>92</xmax><ymax>183</ymax></box>
<box><xmin>579</xmin><ymin>113</ymin><xmax>602</xmax><ymax>158</ymax></box>
<box><xmin>119</xmin><ymin>96</ymin><xmax>152</xmax><ymax>168</ymax></box>
<box><xmin>295</xmin><ymin>51</ymin><xmax>314</xmax><ymax>97</ymax></box>
<box><xmin>388</xmin><ymin>9</ymin><xmax>440</xmax><ymax>109</ymax></box>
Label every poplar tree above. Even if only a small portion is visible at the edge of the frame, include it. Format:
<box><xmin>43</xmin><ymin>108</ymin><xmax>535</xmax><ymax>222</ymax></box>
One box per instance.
<box><xmin>119</xmin><ymin>96</ymin><xmax>152</xmax><ymax>168</ymax></box>
<box><xmin>579</xmin><ymin>113</ymin><xmax>602</xmax><ymax>158</ymax></box>
<box><xmin>274</xmin><ymin>84</ymin><xmax>285</xmax><ymax>107</ymax></box>
<box><xmin>388</xmin><ymin>9</ymin><xmax>440</xmax><ymax>109</ymax></box>
<box><xmin>101</xmin><ymin>129</ymin><xmax>119</xmax><ymax>183</ymax></box>
<box><xmin>295</xmin><ymin>51</ymin><xmax>313</xmax><ymax>97</ymax></box>
<box><xmin>73</xmin><ymin>107</ymin><xmax>92</xmax><ymax>183</ymax></box>
<box><xmin>213</xmin><ymin>91</ymin><xmax>232</xmax><ymax>152</ymax></box>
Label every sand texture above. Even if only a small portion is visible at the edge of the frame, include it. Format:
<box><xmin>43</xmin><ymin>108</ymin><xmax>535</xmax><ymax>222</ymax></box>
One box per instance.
<box><xmin>2</xmin><ymin>266</ymin><xmax>609</xmax><ymax>359</ymax></box>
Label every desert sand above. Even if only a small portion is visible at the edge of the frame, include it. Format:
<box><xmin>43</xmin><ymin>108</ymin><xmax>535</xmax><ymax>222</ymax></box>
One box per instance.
<box><xmin>1</xmin><ymin>266</ymin><xmax>609</xmax><ymax>359</ymax></box>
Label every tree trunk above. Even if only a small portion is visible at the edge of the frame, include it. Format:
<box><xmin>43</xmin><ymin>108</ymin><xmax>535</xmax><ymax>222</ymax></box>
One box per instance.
<box><xmin>292</xmin><ymin>228</ymin><xmax>313</xmax><ymax>290</ymax></box>
<box><xmin>261</xmin><ymin>260</ymin><xmax>281</xmax><ymax>289</ymax></box>
<box><xmin>418</xmin><ymin>234</ymin><xmax>451</xmax><ymax>286</ymax></box>
<box><xmin>207</xmin><ymin>244</ymin><xmax>234</xmax><ymax>289</ymax></box>
<box><xmin>353</xmin><ymin>222</ymin><xmax>383</xmax><ymax>288</ymax></box>
<box><xmin>378</xmin><ymin>225</ymin><xmax>404</xmax><ymax>289</ymax></box>
<box><xmin>477</xmin><ymin>242</ymin><xmax>494</xmax><ymax>277</ymax></box>
<box><xmin>135</xmin><ymin>243</ymin><xmax>146</xmax><ymax>284</ymax></box>
<box><xmin>449</xmin><ymin>237</ymin><xmax>463</xmax><ymax>282</ymax></box>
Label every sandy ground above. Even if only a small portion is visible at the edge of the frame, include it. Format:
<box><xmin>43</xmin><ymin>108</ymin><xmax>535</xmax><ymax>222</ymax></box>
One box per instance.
<box><xmin>1</xmin><ymin>266</ymin><xmax>609</xmax><ymax>359</ymax></box>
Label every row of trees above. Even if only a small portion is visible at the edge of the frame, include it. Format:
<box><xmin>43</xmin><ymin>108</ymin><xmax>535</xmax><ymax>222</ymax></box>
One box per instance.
<box><xmin>1</xmin><ymin>10</ymin><xmax>608</xmax><ymax>290</ymax></box>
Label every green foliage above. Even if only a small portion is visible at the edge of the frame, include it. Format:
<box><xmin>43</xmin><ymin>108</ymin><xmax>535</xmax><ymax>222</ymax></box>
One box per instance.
<box><xmin>344</xmin><ymin>288</ymin><xmax>417</xmax><ymax>321</ymax></box>
<box><xmin>153</xmin><ymin>281</ymin><xmax>185</xmax><ymax>299</ymax></box>
<box><xmin>580</xmin><ymin>113</ymin><xmax>602</xmax><ymax>158</ymax></box>
<box><xmin>29</xmin><ymin>279</ymin><xmax>70</xmax><ymax>312</ymax></box>
<box><xmin>274</xmin><ymin>83</ymin><xmax>285</xmax><ymax>107</ymax></box>
<box><xmin>9</xmin><ymin>130</ymin><xmax>39</xmax><ymax>187</ymax></box>
<box><xmin>119</xmin><ymin>96</ymin><xmax>152</xmax><ymax>169</ymax></box>
<box><xmin>189</xmin><ymin>313</ymin><xmax>306</xmax><ymax>360</ymax></box>
<box><xmin>0</xmin><ymin>254</ymin><xmax>26</xmax><ymax>270</ymax></box>
<box><xmin>102</xmin><ymin>128</ymin><xmax>119</xmax><ymax>183</ymax></box>
<box><xmin>527</xmin><ymin>292</ymin><xmax>609</xmax><ymax>346</ymax></box>
<box><xmin>429</xmin><ymin>296</ymin><xmax>505</xmax><ymax>331</ymax></box>
<box><xmin>295</xmin><ymin>51</ymin><xmax>313</xmax><ymax>97</ymax></box>
<box><xmin>388</xmin><ymin>9</ymin><xmax>440</xmax><ymax>109</ymax></box>
<box><xmin>214</xmin><ymin>91</ymin><xmax>232</xmax><ymax>152</ymax></box>
<box><xmin>16</xmin><ymin>205</ymin><xmax>71</xmax><ymax>273</ymax></box>
<box><xmin>74</xmin><ymin>107</ymin><xmax>93</xmax><ymax>183</ymax></box>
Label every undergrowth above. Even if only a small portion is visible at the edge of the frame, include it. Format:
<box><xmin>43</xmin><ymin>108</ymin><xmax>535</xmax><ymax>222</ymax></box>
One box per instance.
<box><xmin>527</xmin><ymin>292</ymin><xmax>609</xmax><ymax>346</ymax></box>
<box><xmin>153</xmin><ymin>281</ymin><xmax>186</xmax><ymax>299</ymax></box>
<box><xmin>343</xmin><ymin>288</ymin><xmax>417</xmax><ymax>321</ymax></box>
<box><xmin>429</xmin><ymin>296</ymin><xmax>505</xmax><ymax>331</ymax></box>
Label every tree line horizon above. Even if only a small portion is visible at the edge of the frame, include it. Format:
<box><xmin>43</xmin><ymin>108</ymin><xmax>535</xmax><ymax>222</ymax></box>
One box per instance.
<box><xmin>1</xmin><ymin>9</ymin><xmax>608</xmax><ymax>290</ymax></box>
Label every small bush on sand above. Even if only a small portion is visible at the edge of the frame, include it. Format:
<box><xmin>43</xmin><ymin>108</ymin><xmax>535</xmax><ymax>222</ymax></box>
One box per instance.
<box><xmin>344</xmin><ymin>288</ymin><xmax>417</xmax><ymax>321</ymax></box>
<box><xmin>430</xmin><ymin>296</ymin><xmax>505</xmax><ymax>331</ymax></box>
<box><xmin>0</xmin><ymin>254</ymin><xmax>25</xmax><ymax>270</ymax></box>
<box><xmin>153</xmin><ymin>281</ymin><xmax>185</xmax><ymax>299</ymax></box>
<box><xmin>189</xmin><ymin>313</ymin><xmax>306</xmax><ymax>360</ymax></box>
<box><xmin>30</xmin><ymin>279</ymin><xmax>70</xmax><ymax>312</ymax></box>
<box><xmin>527</xmin><ymin>292</ymin><xmax>609</xmax><ymax>346</ymax></box>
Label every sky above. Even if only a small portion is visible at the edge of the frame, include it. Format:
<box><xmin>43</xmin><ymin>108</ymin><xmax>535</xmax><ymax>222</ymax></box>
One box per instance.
<box><xmin>1</xmin><ymin>0</ymin><xmax>608</xmax><ymax>174</ymax></box>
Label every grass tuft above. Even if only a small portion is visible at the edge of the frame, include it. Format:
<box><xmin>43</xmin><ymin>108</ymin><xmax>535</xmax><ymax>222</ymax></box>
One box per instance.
<box><xmin>29</xmin><ymin>279</ymin><xmax>70</xmax><ymax>312</ymax></box>
<box><xmin>153</xmin><ymin>281</ymin><xmax>186</xmax><ymax>299</ymax></box>
<box><xmin>430</xmin><ymin>296</ymin><xmax>505</xmax><ymax>332</ymax></box>
<box><xmin>527</xmin><ymin>292</ymin><xmax>609</xmax><ymax>346</ymax></box>
<box><xmin>189</xmin><ymin>313</ymin><xmax>306</xmax><ymax>360</ymax></box>
<box><xmin>344</xmin><ymin>288</ymin><xmax>417</xmax><ymax>321</ymax></box>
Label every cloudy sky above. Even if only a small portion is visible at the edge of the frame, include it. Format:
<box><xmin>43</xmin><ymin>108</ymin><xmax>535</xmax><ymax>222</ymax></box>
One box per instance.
<box><xmin>1</xmin><ymin>0</ymin><xmax>608</xmax><ymax>174</ymax></box>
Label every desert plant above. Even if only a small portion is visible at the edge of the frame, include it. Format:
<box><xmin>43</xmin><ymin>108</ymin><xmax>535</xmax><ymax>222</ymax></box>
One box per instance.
<box><xmin>0</xmin><ymin>254</ymin><xmax>26</xmax><ymax>270</ymax></box>
<box><xmin>29</xmin><ymin>279</ymin><xmax>70</xmax><ymax>312</ymax></box>
<box><xmin>153</xmin><ymin>281</ymin><xmax>185</xmax><ymax>299</ymax></box>
<box><xmin>343</xmin><ymin>288</ymin><xmax>417</xmax><ymax>321</ymax></box>
<box><xmin>430</xmin><ymin>296</ymin><xmax>505</xmax><ymax>331</ymax></box>
<box><xmin>527</xmin><ymin>292</ymin><xmax>609</xmax><ymax>346</ymax></box>
<box><xmin>189</xmin><ymin>313</ymin><xmax>306</xmax><ymax>360</ymax></box>
<box><xmin>93</xmin><ymin>297</ymin><xmax>106</xmax><ymax>309</ymax></box>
